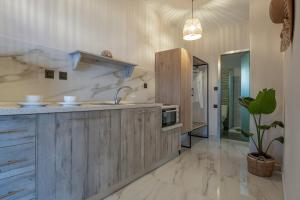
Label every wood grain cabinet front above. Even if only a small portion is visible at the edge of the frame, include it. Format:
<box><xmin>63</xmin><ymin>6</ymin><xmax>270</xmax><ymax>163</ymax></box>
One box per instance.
<box><xmin>0</xmin><ymin>115</ymin><xmax>36</xmax><ymax>200</ymax></box>
<box><xmin>86</xmin><ymin>110</ymin><xmax>121</xmax><ymax>198</ymax></box>
<box><xmin>120</xmin><ymin>108</ymin><xmax>145</xmax><ymax>181</ymax></box>
<box><xmin>0</xmin><ymin>171</ymin><xmax>35</xmax><ymax>200</ymax></box>
<box><xmin>2</xmin><ymin>107</ymin><xmax>173</xmax><ymax>200</ymax></box>
<box><xmin>0</xmin><ymin>143</ymin><xmax>35</xmax><ymax>180</ymax></box>
<box><xmin>0</xmin><ymin>115</ymin><xmax>36</xmax><ymax>148</ymax></box>
<box><xmin>159</xmin><ymin>128</ymin><xmax>181</xmax><ymax>161</ymax></box>
<box><xmin>36</xmin><ymin>112</ymin><xmax>89</xmax><ymax>200</ymax></box>
<box><xmin>144</xmin><ymin>108</ymin><xmax>161</xmax><ymax>169</ymax></box>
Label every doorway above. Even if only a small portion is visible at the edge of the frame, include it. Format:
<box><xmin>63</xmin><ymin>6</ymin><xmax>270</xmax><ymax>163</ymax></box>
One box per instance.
<box><xmin>220</xmin><ymin>51</ymin><xmax>250</xmax><ymax>142</ymax></box>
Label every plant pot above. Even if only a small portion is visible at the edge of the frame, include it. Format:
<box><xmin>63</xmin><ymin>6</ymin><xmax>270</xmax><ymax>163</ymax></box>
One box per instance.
<box><xmin>247</xmin><ymin>153</ymin><xmax>276</xmax><ymax>177</ymax></box>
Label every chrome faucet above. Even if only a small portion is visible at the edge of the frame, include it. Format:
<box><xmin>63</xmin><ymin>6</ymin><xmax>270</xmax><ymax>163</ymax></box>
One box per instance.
<box><xmin>114</xmin><ymin>86</ymin><xmax>133</xmax><ymax>104</ymax></box>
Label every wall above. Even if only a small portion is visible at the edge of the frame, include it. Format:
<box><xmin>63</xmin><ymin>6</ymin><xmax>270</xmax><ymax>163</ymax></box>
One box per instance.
<box><xmin>0</xmin><ymin>0</ymin><xmax>183</xmax><ymax>102</ymax></box>
<box><xmin>283</xmin><ymin>1</ymin><xmax>300</xmax><ymax>199</ymax></box>
<box><xmin>186</xmin><ymin>23</ymin><xmax>250</xmax><ymax>135</ymax></box>
<box><xmin>249</xmin><ymin>0</ymin><xmax>284</xmax><ymax>162</ymax></box>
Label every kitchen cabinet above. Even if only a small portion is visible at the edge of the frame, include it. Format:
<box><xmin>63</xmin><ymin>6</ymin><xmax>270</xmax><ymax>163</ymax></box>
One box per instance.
<box><xmin>0</xmin><ymin>115</ymin><xmax>36</xmax><ymax>200</ymax></box>
<box><xmin>86</xmin><ymin>110</ymin><xmax>121</xmax><ymax>198</ymax></box>
<box><xmin>36</xmin><ymin>112</ymin><xmax>89</xmax><ymax>200</ymax></box>
<box><xmin>155</xmin><ymin>48</ymin><xmax>192</xmax><ymax>133</ymax></box>
<box><xmin>1</xmin><ymin>106</ymin><xmax>180</xmax><ymax>200</ymax></box>
<box><xmin>120</xmin><ymin>108</ymin><xmax>145</xmax><ymax>181</ymax></box>
<box><xmin>159</xmin><ymin>128</ymin><xmax>181</xmax><ymax>161</ymax></box>
<box><xmin>144</xmin><ymin>108</ymin><xmax>161</xmax><ymax>169</ymax></box>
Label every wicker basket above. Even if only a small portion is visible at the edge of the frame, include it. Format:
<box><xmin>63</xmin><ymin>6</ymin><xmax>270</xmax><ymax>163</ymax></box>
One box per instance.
<box><xmin>247</xmin><ymin>153</ymin><xmax>276</xmax><ymax>177</ymax></box>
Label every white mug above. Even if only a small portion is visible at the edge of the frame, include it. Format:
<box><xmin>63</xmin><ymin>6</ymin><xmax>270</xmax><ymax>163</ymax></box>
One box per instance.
<box><xmin>64</xmin><ymin>96</ymin><xmax>77</xmax><ymax>103</ymax></box>
<box><xmin>26</xmin><ymin>95</ymin><xmax>43</xmax><ymax>103</ymax></box>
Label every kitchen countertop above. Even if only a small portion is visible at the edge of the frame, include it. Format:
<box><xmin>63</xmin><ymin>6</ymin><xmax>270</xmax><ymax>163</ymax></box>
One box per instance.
<box><xmin>0</xmin><ymin>102</ymin><xmax>163</xmax><ymax>115</ymax></box>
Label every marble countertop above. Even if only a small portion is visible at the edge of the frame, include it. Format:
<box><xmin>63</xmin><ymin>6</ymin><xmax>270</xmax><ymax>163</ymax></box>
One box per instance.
<box><xmin>0</xmin><ymin>102</ymin><xmax>163</xmax><ymax>115</ymax></box>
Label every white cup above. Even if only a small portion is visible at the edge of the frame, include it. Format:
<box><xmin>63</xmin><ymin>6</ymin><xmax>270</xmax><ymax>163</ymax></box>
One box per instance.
<box><xmin>64</xmin><ymin>96</ymin><xmax>77</xmax><ymax>103</ymax></box>
<box><xmin>26</xmin><ymin>95</ymin><xmax>43</xmax><ymax>103</ymax></box>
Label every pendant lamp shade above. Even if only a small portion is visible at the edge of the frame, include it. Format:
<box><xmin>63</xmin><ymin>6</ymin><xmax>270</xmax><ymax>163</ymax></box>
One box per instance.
<box><xmin>183</xmin><ymin>18</ymin><xmax>203</xmax><ymax>41</ymax></box>
<box><xmin>183</xmin><ymin>0</ymin><xmax>202</xmax><ymax>41</ymax></box>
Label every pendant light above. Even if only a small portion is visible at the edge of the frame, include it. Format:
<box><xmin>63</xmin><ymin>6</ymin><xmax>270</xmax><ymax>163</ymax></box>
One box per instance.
<box><xmin>183</xmin><ymin>0</ymin><xmax>203</xmax><ymax>41</ymax></box>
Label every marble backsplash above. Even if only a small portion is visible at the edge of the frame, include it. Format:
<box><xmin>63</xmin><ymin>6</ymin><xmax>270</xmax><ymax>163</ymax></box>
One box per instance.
<box><xmin>0</xmin><ymin>36</ymin><xmax>154</xmax><ymax>103</ymax></box>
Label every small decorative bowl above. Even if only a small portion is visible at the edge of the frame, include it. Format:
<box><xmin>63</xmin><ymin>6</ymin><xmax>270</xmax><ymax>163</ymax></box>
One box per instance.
<box><xmin>101</xmin><ymin>50</ymin><xmax>113</xmax><ymax>58</ymax></box>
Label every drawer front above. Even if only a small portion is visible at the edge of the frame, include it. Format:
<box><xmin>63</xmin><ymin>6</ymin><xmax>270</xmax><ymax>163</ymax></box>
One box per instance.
<box><xmin>0</xmin><ymin>143</ymin><xmax>35</xmax><ymax>180</ymax></box>
<box><xmin>0</xmin><ymin>171</ymin><xmax>35</xmax><ymax>200</ymax></box>
<box><xmin>0</xmin><ymin>116</ymin><xmax>36</xmax><ymax>148</ymax></box>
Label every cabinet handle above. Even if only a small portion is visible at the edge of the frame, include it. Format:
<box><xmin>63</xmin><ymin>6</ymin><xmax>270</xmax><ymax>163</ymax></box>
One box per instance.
<box><xmin>7</xmin><ymin>159</ymin><xmax>27</xmax><ymax>165</ymax></box>
<box><xmin>0</xmin><ymin>159</ymin><xmax>27</xmax><ymax>168</ymax></box>
<box><xmin>0</xmin><ymin>129</ymin><xmax>27</xmax><ymax>135</ymax></box>
<box><xmin>0</xmin><ymin>189</ymin><xmax>24</xmax><ymax>199</ymax></box>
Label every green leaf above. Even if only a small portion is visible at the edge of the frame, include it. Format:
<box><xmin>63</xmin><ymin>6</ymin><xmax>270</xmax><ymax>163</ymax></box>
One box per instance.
<box><xmin>258</xmin><ymin>121</ymin><xmax>285</xmax><ymax>130</ymax></box>
<box><xmin>238</xmin><ymin>97</ymin><xmax>254</xmax><ymax>110</ymax></box>
<box><xmin>258</xmin><ymin>125</ymin><xmax>271</xmax><ymax>130</ymax></box>
<box><xmin>270</xmin><ymin>121</ymin><xmax>285</xmax><ymax>128</ymax></box>
<box><xmin>274</xmin><ymin>136</ymin><xmax>285</xmax><ymax>144</ymax></box>
<box><xmin>235</xmin><ymin>129</ymin><xmax>254</xmax><ymax>137</ymax></box>
<box><xmin>248</xmin><ymin>89</ymin><xmax>277</xmax><ymax>115</ymax></box>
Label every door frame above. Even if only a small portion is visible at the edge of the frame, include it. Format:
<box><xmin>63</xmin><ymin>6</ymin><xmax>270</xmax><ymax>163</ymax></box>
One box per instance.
<box><xmin>217</xmin><ymin>49</ymin><xmax>250</xmax><ymax>138</ymax></box>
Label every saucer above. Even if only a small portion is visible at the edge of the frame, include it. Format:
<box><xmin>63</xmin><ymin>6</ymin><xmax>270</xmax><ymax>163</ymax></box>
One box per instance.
<box><xmin>19</xmin><ymin>102</ymin><xmax>48</xmax><ymax>108</ymax></box>
<box><xmin>59</xmin><ymin>102</ymin><xmax>81</xmax><ymax>107</ymax></box>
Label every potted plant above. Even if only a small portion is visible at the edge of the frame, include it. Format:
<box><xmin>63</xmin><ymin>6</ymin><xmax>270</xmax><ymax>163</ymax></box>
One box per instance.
<box><xmin>238</xmin><ymin>88</ymin><xmax>284</xmax><ymax>177</ymax></box>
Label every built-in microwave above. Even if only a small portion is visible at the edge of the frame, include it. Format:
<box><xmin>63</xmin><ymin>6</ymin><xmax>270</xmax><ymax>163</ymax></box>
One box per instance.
<box><xmin>162</xmin><ymin>105</ymin><xmax>179</xmax><ymax>128</ymax></box>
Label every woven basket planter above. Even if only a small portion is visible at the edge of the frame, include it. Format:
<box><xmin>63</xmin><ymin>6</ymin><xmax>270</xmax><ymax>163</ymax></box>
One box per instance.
<box><xmin>247</xmin><ymin>153</ymin><xmax>276</xmax><ymax>177</ymax></box>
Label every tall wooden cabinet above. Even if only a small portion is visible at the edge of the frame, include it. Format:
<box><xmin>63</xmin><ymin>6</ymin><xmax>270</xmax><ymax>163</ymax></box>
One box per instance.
<box><xmin>155</xmin><ymin>48</ymin><xmax>192</xmax><ymax>133</ymax></box>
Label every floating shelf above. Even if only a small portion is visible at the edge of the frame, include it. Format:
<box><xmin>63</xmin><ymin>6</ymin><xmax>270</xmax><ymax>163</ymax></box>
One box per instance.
<box><xmin>69</xmin><ymin>51</ymin><xmax>137</xmax><ymax>77</ymax></box>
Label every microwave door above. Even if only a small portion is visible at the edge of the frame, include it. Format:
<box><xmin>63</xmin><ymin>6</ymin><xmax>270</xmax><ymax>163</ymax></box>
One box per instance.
<box><xmin>162</xmin><ymin>109</ymin><xmax>177</xmax><ymax>127</ymax></box>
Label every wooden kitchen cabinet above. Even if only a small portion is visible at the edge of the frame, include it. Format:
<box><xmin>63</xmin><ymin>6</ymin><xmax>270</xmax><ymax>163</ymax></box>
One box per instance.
<box><xmin>159</xmin><ymin>128</ymin><xmax>181</xmax><ymax>161</ymax></box>
<box><xmin>155</xmin><ymin>48</ymin><xmax>192</xmax><ymax>133</ymax></box>
<box><xmin>120</xmin><ymin>108</ymin><xmax>145</xmax><ymax>181</ymax></box>
<box><xmin>0</xmin><ymin>115</ymin><xmax>36</xmax><ymax>200</ymax></box>
<box><xmin>2</xmin><ymin>106</ymin><xmax>166</xmax><ymax>200</ymax></box>
<box><xmin>37</xmin><ymin>112</ymin><xmax>89</xmax><ymax>200</ymax></box>
<box><xmin>120</xmin><ymin>107</ymin><xmax>162</xmax><ymax>181</ymax></box>
<box><xmin>144</xmin><ymin>107</ymin><xmax>161</xmax><ymax>170</ymax></box>
<box><xmin>86</xmin><ymin>110</ymin><xmax>121</xmax><ymax>198</ymax></box>
<box><xmin>37</xmin><ymin>111</ymin><xmax>122</xmax><ymax>200</ymax></box>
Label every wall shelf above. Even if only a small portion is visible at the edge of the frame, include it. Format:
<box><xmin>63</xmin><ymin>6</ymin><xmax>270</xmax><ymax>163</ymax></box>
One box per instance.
<box><xmin>69</xmin><ymin>51</ymin><xmax>137</xmax><ymax>77</ymax></box>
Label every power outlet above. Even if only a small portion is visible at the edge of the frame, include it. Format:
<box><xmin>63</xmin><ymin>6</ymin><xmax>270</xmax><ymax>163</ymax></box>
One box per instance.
<box><xmin>45</xmin><ymin>69</ymin><xmax>55</xmax><ymax>79</ymax></box>
<box><xmin>59</xmin><ymin>72</ymin><xmax>68</xmax><ymax>80</ymax></box>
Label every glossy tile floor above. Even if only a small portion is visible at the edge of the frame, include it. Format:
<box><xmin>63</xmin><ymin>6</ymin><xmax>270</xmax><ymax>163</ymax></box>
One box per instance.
<box><xmin>104</xmin><ymin>138</ymin><xmax>283</xmax><ymax>200</ymax></box>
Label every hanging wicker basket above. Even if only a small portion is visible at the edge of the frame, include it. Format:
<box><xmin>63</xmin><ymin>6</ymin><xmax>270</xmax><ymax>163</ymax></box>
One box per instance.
<box><xmin>247</xmin><ymin>153</ymin><xmax>276</xmax><ymax>177</ymax></box>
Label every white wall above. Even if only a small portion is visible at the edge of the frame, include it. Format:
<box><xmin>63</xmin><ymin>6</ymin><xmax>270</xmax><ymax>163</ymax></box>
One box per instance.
<box><xmin>283</xmin><ymin>1</ymin><xmax>300</xmax><ymax>199</ymax></box>
<box><xmin>249</xmin><ymin>0</ymin><xmax>284</xmax><ymax>162</ymax></box>
<box><xmin>0</xmin><ymin>0</ymin><xmax>183</xmax><ymax>102</ymax></box>
<box><xmin>185</xmin><ymin>23</ymin><xmax>250</xmax><ymax>136</ymax></box>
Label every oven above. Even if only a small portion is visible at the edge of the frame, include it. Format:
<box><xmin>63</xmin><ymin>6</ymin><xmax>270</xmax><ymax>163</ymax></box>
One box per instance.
<box><xmin>162</xmin><ymin>105</ymin><xmax>179</xmax><ymax>128</ymax></box>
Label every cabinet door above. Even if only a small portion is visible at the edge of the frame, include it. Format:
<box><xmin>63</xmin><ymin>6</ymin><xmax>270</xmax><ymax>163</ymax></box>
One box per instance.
<box><xmin>120</xmin><ymin>108</ymin><xmax>145</xmax><ymax>181</ymax></box>
<box><xmin>0</xmin><ymin>171</ymin><xmax>35</xmax><ymax>200</ymax></box>
<box><xmin>86</xmin><ymin>110</ymin><xmax>121</xmax><ymax>198</ymax></box>
<box><xmin>144</xmin><ymin>108</ymin><xmax>161</xmax><ymax>169</ymax></box>
<box><xmin>0</xmin><ymin>115</ymin><xmax>36</xmax><ymax>148</ymax></box>
<box><xmin>37</xmin><ymin>112</ymin><xmax>88</xmax><ymax>200</ymax></box>
<box><xmin>159</xmin><ymin>128</ymin><xmax>181</xmax><ymax>161</ymax></box>
<box><xmin>180</xmin><ymin>49</ymin><xmax>192</xmax><ymax>133</ymax></box>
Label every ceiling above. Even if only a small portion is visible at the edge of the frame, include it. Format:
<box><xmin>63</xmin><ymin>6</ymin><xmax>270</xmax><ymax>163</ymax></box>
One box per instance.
<box><xmin>147</xmin><ymin>0</ymin><xmax>249</xmax><ymax>30</ymax></box>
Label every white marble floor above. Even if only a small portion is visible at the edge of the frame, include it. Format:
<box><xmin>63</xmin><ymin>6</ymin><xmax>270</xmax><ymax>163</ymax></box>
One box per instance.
<box><xmin>104</xmin><ymin>138</ymin><xmax>283</xmax><ymax>200</ymax></box>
